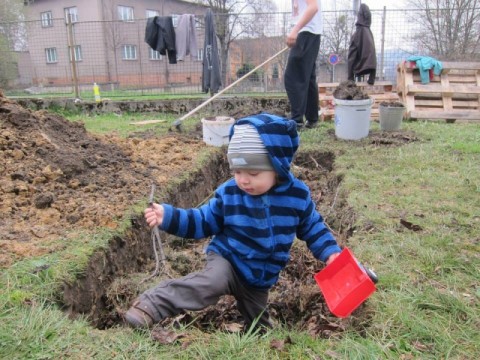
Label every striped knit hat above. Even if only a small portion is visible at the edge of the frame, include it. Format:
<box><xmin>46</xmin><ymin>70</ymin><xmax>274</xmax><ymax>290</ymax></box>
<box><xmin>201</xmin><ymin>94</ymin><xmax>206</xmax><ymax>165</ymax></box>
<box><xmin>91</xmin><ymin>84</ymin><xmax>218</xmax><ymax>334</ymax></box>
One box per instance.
<box><xmin>227</xmin><ymin>113</ymin><xmax>299</xmax><ymax>190</ymax></box>
<box><xmin>227</xmin><ymin>124</ymin><xmax>274</xmax><ymax>171</ymax></box>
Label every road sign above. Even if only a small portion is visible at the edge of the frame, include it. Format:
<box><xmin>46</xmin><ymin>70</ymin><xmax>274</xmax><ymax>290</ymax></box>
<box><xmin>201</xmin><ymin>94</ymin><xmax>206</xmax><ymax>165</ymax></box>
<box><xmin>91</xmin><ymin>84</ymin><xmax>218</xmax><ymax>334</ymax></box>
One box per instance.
<box><xmin>328</xmin><ymin>54</ymin><xmax>339</xmax><ymax>65</ymax></box>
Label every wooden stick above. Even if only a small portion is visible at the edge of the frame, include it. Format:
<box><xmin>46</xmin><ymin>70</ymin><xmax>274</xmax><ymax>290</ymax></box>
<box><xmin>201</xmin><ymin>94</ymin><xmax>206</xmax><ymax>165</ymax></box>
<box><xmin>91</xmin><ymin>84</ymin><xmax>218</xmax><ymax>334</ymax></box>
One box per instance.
<box><xmin>129</xmin><ymin>119</ymin><xmax>167</xmax><ymax>125</ymax></box>
<box><xmin>172</xmin><ymin>46</ymin><xmax>289</xmax><ymax>128</ymax></box>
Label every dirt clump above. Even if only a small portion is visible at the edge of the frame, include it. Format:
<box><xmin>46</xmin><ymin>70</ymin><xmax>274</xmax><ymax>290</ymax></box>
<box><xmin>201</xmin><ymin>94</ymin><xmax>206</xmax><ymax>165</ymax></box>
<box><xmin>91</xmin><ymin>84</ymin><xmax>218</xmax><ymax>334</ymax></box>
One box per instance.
<box><xmin>333</xmin><ymin>80</ymin><xmax>370</xmax><ymax>100</ymax></box>
<box><xmin>379</xmin><ymin>101</ymin><xmax>405</xmax><ymax>107</ymax></box>
<box><xmin>0</xmin><ymin>91</ymin><xmax>207</xmax><ymax>268</ymax></box>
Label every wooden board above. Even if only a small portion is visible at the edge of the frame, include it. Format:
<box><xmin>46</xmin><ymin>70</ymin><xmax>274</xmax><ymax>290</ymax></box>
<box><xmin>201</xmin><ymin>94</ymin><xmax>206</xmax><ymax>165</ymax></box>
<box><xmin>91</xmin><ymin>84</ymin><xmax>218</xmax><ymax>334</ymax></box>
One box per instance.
<box><xmin>319</xmin><ymin>81</ymin><xmax>399</xmax><ymax>121</ymax></box>
<box><xmin>321</xmin><ymin>108</ymin><xmax>380</xmax><ymax>121</ymax></box>
<box><xmin>129</xmin><ymin>119</ymin><xmax>167</xmax><ymax>125</ymax></box>
<box><xmin>409</xmin><ymin>110</ymin><xmax>480</xmax><ymax>121</ymax></box>
<box><xmin>397</xmin><ymin>61</ymin><xmax>480</xmax><ymax>121</ymax></box>
<box><xmin>318</xmin><ymin>81</ymin><xmax>394</xmax><ymax>94</ymax></box>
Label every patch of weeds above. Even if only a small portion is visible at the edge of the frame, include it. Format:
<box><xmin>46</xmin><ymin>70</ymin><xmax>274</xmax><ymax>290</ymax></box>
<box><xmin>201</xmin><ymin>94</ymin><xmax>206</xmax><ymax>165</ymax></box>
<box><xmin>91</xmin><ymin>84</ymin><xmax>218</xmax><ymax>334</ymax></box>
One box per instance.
<box><xmin>451</xmin><ymin>141</ymin><xmax>480</xmax><ymax>154</ymax></box>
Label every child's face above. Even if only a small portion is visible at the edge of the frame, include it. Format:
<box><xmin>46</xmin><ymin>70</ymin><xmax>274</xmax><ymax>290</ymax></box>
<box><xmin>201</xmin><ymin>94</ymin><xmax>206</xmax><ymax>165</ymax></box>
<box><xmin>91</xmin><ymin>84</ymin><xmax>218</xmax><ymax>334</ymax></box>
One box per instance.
<box><xmin>233</xmin><ymin>169</ymin><xmax>277</xmax><ymax>196</ymax></box>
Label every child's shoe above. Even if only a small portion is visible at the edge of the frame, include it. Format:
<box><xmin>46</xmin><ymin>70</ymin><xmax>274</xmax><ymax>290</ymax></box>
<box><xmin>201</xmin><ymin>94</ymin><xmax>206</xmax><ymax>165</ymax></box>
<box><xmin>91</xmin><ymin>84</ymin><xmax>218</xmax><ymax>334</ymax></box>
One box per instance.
<box><xmin>124</xmin><ymin>299</ymin><xmax>155</xmax><ymax>328</ymax></box>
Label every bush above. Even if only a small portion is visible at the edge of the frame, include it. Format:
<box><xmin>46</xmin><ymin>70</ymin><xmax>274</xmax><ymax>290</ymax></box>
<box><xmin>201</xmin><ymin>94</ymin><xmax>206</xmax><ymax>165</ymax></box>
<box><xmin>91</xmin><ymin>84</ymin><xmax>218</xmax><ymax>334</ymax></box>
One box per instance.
<box><xmin>236</xmin><ymin>63</ymin><xmax>260</xmax><ymax>82</ymax></box>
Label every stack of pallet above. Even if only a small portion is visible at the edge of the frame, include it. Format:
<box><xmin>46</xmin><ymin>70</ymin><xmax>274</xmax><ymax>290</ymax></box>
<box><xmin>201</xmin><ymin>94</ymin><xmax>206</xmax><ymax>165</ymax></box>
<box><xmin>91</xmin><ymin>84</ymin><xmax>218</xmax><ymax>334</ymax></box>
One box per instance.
<box><xmin>396</xmin><ymin>61</ymin><xmax>480</xmax><ymax>121</ymax></box>
<box><xmin>318</xmin><ymin>81</ymin><xmax>400</xmax><ymax>121</ymax></box>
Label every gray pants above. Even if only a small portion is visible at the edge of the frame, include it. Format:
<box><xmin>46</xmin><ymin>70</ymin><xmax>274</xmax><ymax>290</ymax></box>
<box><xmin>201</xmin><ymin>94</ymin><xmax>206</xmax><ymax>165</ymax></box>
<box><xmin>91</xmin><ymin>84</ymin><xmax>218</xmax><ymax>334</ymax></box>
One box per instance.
<box><xmin>139</xmin><ymin>252</ymin><xmax>271</xmax><ymax>329</ymax></box>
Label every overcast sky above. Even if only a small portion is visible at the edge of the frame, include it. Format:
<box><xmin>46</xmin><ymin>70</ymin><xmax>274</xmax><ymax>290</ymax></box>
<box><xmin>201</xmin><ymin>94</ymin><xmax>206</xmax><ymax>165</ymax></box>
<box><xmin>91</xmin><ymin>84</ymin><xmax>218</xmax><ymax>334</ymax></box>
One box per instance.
<box><xmin>273</xmin><ymin>0</ymin><xmax>407</xmax><ymax>12</ymax></box>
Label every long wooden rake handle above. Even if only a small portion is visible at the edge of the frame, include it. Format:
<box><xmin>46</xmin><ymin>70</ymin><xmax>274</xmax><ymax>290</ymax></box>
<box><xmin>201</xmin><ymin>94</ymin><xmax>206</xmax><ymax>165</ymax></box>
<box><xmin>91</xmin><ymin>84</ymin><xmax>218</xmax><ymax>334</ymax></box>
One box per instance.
<box><xmin>173</xmin><ymin>46</ymin><xmax>289</xmax><ymax>128</ymax></box>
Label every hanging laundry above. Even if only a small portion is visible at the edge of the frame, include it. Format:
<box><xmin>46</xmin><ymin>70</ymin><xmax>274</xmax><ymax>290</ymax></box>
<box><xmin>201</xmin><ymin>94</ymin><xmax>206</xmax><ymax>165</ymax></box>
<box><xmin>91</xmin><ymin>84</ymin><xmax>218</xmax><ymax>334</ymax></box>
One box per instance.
<box><xmin>347</xmin><ymin>3</ymin><xmax>377</xmax><ymax>85</ymax></box>
<box><xmin>202</xmin><ymin>9</ymin><xmax>222</xmax><ymax>94</ymax></box>
<box><xmin>175</xmin><ymin>14</ymin><xmax>198</xmax><ymax>61</ymax></box>
<box><xmin>406</xmin><ymin>55</ymin><xmax>443</xmax><ymax>84</ymax></box>
<box><xmin>145</xmin><ymin>16</ymin><xmax>177</xmax><ymax>64</ymax></box>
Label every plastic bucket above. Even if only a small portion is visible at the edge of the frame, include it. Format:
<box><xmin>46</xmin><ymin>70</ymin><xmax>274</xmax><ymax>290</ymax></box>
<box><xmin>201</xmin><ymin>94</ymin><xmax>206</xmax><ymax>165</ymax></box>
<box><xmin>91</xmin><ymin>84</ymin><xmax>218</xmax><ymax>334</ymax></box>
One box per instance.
<box><xmin>201</xmin><ymin>116</ymin><xmax>235</xmax><ymax>146</ymax></box>
<box><xmin>334</xmin><ymin>98</ymin><xmax>373</xmax><ymax>140</ymax></box>
<box><xmin>379</xmin><ymin>105</ymin><xmax>405</xmax><ymax>131</ymax></box>
<box><xmin>314</xmin><ymin>247</ymin><xmax>376</xmax><ymax>318</ymax></box>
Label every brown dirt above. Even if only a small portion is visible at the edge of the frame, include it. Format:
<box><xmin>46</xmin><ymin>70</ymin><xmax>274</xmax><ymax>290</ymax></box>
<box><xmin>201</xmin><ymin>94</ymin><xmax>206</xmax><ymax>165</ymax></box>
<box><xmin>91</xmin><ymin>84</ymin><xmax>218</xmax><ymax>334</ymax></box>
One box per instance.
<box><xmin>333</xmin><ymin>80</ymin><xmax>370</xmax><ymax>100</ymax></box>
<box><xmin>0</xmin><ymin>91</ymin><xmax>208</xmax><ymax>268</ymax></box>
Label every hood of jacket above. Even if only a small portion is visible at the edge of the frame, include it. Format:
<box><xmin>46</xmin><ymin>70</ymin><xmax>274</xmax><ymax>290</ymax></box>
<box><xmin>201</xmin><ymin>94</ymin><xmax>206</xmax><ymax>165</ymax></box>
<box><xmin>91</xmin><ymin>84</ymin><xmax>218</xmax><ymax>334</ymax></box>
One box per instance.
<box><xmin>356</xmin><ymin>3</ymin><xmax>372</xmax><ymax>27</ymax></box>
<box><xmin>229</xmin><ymin>113</ymin><xmax>299</xmax><ymax>191</ymax></box>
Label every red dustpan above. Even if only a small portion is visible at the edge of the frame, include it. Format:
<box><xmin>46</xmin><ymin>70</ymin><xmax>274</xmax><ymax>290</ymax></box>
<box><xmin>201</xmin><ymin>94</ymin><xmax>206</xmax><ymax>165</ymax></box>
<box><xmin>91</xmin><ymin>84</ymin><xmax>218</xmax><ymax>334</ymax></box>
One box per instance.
<box><xmin>314</xmin><ymin>247</ymin><xmax>376</xmax><ymax>318</ymax></box>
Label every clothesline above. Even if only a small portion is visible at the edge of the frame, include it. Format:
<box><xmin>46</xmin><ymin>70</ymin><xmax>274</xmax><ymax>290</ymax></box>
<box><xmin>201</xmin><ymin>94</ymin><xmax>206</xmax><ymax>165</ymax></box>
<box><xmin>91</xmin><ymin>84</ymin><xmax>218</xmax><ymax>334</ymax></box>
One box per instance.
<box><xmin>144</xmin><ymin>10</ymin><xmax>222</xmax><ymax>99</ymax></box>
<box><xmin>145</xmin><ymin>14</ymin><xmax>198</xmax><ymax>64</ymax></box>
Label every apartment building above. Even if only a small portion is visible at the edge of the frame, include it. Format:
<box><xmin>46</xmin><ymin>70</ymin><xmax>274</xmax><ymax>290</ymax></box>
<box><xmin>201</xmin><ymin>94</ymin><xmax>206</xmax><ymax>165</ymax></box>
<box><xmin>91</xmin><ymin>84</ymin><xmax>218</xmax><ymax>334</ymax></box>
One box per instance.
<box><xmin>24</xmin><ymin>0</ymin><xmax>207</xmax><ymax>89</ymax></box>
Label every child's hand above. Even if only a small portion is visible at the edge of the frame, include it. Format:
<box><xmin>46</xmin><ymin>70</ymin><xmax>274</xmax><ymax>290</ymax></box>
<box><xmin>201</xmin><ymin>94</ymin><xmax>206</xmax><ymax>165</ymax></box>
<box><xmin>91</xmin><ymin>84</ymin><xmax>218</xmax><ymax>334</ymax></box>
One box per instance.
<box><xmin>144</xmin><ymin>203</ymin><xmax>164</xmax><ymax>228</ymax></box>
<box><xmin>326</xmin><ymin>252</ymin><xmax>340</xmax><ymax>265</ymax></box>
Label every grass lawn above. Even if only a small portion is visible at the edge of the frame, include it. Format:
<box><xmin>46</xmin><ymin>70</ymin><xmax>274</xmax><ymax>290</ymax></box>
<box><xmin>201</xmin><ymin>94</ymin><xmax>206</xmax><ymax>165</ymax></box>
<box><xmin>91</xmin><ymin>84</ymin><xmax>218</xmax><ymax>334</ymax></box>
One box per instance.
<box><xmin>1</xmin><ymin>113</ymin><xmax>479</xmax><ymax>359</ymax></box>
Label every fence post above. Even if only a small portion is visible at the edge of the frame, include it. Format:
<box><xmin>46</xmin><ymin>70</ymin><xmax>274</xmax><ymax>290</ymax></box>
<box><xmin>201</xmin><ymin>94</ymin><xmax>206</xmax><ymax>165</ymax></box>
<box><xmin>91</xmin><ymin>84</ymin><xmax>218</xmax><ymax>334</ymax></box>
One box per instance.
<box><xmin>66</xmin><ymin>14</ymin><xmax>79</xmax><ymax>98</ymax></box>
<box><xmin>380</xmin><ymin>6</ymin><xmax>386</xmax><ymax>81</ymax></box>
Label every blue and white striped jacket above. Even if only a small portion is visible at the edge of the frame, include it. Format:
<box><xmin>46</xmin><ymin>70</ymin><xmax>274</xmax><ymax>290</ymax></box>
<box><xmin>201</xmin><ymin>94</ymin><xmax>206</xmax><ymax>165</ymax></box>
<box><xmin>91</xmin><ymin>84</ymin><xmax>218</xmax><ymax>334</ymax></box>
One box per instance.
<box><xmin>159</xmin><ymin>113</ymin><xmax>341</xmax><ymax>288</ymax></box>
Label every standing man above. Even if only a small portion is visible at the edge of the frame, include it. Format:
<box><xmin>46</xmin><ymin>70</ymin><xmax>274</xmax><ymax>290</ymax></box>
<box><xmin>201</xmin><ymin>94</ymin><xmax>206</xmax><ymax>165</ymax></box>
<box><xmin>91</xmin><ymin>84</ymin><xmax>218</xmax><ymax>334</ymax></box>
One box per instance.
<box><xmin>284</xmin><ymin>0</ymin><xmax>322</xmax><ymax>129</ymax></box>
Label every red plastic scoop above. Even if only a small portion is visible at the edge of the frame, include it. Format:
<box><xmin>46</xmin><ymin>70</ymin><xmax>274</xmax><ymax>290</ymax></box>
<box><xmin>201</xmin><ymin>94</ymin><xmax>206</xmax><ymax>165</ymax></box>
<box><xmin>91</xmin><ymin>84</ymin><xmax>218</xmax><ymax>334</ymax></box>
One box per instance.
<box><xmin>314</xmin><ymin>247</ymin><xmax>376</xmax><ymax>318</ymax></box>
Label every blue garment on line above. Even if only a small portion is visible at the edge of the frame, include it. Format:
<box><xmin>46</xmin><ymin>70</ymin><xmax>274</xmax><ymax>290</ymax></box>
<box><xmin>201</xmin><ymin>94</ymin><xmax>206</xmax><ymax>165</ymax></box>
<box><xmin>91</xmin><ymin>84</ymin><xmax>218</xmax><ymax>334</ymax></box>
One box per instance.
<box><xmin>406</xmin><ymin>55</ymin><xmax>443</xmax><ymax>84</ymax></box>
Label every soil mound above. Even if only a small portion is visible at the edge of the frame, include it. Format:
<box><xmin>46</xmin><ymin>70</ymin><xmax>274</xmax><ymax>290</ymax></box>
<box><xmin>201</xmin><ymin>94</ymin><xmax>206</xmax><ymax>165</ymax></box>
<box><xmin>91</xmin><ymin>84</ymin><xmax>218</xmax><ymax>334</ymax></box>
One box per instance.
<box><xmin>0</xmin><ymin>91</ymin><xmax>206</xmax><ymax>268</ymax></box>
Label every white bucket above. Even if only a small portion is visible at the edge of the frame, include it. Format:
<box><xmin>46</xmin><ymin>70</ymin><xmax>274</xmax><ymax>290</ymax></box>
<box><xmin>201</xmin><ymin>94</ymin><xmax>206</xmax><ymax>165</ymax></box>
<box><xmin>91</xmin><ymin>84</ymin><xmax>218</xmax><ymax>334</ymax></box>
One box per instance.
<box><xmin>201</xmin><ymin>116</ymin><xmax>235</xmax><ymax>146</ymax></box>
<box><xmin>379</xmin><ymin>105</ymin><xmax>405</xmax><ymax>131</ymax></box>
<box><xmin>334</xmin><ymin>98</ymin><xmax>373</xmax><ymax>140</ymax></box>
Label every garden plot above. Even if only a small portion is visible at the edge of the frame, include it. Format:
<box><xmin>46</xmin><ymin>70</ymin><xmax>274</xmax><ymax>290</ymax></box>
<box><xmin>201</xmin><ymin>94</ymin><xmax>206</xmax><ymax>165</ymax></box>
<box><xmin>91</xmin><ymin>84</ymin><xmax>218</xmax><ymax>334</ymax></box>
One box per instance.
<box><xmin>1</xmin><ymin>90</ymin><xmax>417</xmax><ymax>339</ymax></box>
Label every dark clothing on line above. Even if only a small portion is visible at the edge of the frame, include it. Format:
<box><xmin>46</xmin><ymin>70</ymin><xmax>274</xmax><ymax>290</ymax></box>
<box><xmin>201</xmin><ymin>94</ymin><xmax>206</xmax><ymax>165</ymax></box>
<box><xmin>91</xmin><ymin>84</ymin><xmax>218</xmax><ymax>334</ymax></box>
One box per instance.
<box><xmin>284</xmin><ymin>32</ymin><xmax>321</xmax><ymax>125</ymax></box>
<box><xmin>145</xmin><ymin>16</ymin><xmax>177</xmax><ymax>64</ymax></box>
<box><xmin>202</xmin><ymin>9</ymin><xmax>222</xmax><ymax>94</ymax></box>
<box><xmin>347</xmin><ymin>4</ymin><xmax>376</xmax><ymax>84</ymax></box>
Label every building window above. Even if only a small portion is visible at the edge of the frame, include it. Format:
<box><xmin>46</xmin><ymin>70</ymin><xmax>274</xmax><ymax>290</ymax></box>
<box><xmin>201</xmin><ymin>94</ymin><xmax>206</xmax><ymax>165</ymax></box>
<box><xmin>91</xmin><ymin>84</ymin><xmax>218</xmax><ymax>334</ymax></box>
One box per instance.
<box><xmin>45</xmin><ymin>48</ymin><xmax>57</xmax><ymax>63</ymax></box>
<box><xmin>118</xmin><ymin>6</ymin><xmax>134</xmax><ymax>21</ymax></box>
<box><xmin>146</xmin><ymin>9</ymin><xmax>159</xmax><ymax>18</ymax></box>
<box><xmin>122</xmin><ymin>45</ymin><xmax>137</xmax><ymax>60</ymax></box>
<box><xmin>64</xmin><ymin>6</ymin><xmax>78</xmax><ymax>23</ymax></box>
<box><xmin>69</xmin><ymin>45</ymin><xmax>83</xmax><ymax>62</ymax></box>
<box><xmin>197</xmin><ymin>48</ymin><xmax>203</xmax><ymax>61</ymax></box>
<box><xmin>41</xmin><ymin>11</ymin><xmax>53</xmax><ymax>27</ymax></box>
<box><xmin>149</xmin><ymin>48</ymin><xmax>162</xmax><ymax>60</ymax></box>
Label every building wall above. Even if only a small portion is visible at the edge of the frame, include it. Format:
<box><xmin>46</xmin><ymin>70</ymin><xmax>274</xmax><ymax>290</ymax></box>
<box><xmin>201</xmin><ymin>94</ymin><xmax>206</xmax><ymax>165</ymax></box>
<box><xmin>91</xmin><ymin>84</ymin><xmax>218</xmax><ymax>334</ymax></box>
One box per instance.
<box><xmin>24</xmin><ymin>0</ymin><xmax>206</xmax><ymax>88</ymax></box>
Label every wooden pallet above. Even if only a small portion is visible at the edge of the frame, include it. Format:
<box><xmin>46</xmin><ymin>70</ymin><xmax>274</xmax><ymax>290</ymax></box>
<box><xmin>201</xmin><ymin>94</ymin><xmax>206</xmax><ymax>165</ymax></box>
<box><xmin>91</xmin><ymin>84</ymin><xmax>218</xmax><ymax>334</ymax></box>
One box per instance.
<box><xmin>318</xmin><ymin>81</ymin><xmax>399</xmax><ymax>121</ymax></box>
<box><xmin>396</xmin><ymin>61</ymin><xmax>480</xmax><ymax>121</ymax></box>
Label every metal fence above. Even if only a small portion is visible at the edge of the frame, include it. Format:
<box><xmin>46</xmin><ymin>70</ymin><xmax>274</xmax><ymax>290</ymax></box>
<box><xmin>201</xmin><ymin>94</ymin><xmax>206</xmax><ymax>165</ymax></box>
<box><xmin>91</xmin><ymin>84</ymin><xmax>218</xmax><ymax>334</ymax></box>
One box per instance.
<box><xmin>0</xmin><ymin>7</ymin><xmax>478</xmax><ymax>99</ymax></box>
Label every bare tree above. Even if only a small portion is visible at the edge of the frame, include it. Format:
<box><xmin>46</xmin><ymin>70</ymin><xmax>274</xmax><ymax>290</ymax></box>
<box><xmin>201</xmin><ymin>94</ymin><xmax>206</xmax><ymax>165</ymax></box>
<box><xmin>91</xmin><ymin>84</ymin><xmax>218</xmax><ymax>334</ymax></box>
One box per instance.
<box><xmin>407</xmin><ymin>0</ymin><xmax>480</xmax><ymax>60</ymax></box>
<box><xmin>320</xmin><ymin>10</ymin><xmax>356</xmax><ymax>81</ymax></box>
<box><xmin>195</xmin><ymin>0</ymin><xmax>276</xmax><ymax>85</ymax></box>
<box><xmin>0</xmin><ymin>0</ymin><xmax>25</xmax><ymax>88</ymax></box>
<box><xmin>322</xmin><ymin>11</ymin><xmax>355</xmax><ymax>62</ymax></box>
<box><xmin>101</xmin><ymin>0</ymin><xmax>128</xmax><ymax>83</ymax></box>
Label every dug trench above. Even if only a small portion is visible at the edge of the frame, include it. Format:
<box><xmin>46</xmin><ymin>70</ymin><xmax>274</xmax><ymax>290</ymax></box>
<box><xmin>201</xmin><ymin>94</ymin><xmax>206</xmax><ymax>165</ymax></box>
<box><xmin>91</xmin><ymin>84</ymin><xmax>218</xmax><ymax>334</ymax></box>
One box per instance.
<box><xmin>61</xmin><ymin>150</ymin><xmax>366</xmax><ymax>337</ymax></box>
<box><xmin>2</xmin><ymin>90</ymin><xmax>417</xmax><ymax>339</ymax></box>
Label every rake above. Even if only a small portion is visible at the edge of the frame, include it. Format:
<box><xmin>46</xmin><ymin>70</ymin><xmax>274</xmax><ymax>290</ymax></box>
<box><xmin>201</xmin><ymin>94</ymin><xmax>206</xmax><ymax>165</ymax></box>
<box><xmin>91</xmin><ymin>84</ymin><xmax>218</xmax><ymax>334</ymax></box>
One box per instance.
<box><xmin>171</xmin><ymin>46</ymin><xmax>289</xmax><ymax>132</ymax></box>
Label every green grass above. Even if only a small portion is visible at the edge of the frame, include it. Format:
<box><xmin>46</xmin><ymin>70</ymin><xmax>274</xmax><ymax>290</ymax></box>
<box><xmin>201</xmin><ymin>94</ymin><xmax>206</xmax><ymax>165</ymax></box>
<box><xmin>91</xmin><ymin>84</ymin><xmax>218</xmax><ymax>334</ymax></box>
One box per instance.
<box><xmin>7</xmin><ymin>90</ymin><xmax>286</xmax><ymax>102</ymax></box>
<box><xmin>1</xmin><ymin>115</ymin><xmax>479</xmax><ymax>359</ymax></box>
<box><xmin>61</xmin><ymin>110</ymin><xmax>206</xmax><ymax>138</ymax></box>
